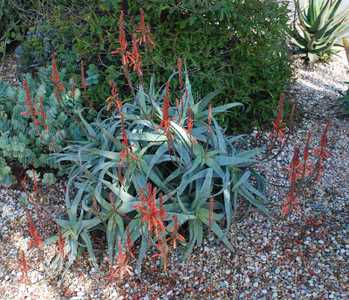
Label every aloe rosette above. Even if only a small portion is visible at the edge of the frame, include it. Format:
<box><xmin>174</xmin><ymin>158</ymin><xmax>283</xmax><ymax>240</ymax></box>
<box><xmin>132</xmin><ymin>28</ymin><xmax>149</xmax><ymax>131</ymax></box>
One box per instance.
<box><xmin>54</xmin><ymin>71</ymin><xmax>268</xmax><ymax>272</ymax></box>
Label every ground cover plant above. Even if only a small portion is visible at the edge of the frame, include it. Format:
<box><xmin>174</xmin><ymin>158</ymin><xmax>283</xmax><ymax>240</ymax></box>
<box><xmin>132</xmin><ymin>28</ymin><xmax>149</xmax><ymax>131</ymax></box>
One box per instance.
<box><xmin>0</xmin><ymin>54</ymin><xmax>89</xmax><ymax>185</ymax></box>
<box><xmin>16</xmin><ymin>0</ymin><xmax>292</xmax><ymax>131</ymax></box>
<box><xmin>290</xmin><ymin>0</ymin><xmax>349</xmax><ymax>62</ymax></box>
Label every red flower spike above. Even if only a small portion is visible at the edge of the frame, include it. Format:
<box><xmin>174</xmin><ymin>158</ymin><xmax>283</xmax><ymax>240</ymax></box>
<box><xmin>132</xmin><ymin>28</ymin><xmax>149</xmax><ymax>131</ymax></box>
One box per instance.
<box><xmin>22</xmin><ymin>80</ymin><xmax>36</xmax><ymax>120</ymax></box>
<box><xmin>134</xmin><ymin>183</ymin><xmax>166</xmax><ymax>238</ymax></box>
<box><xmin>271</xmin><ymin>94</ymin><xmax>286</xmax><ymax>142</ymax></box>
<box><xmin>136</xmin><ymin>9</ymin><xmax>155</xmax><ymax>50</ymax></box>
<box><xmin>177</xmin><ymin>58</ymin><xmax>183</xmax><ymax>89</ymax></box>
<box><xmin>111</xmin><ymin>11</ymin><xmax>129</xmax><ymax>64</ymax></box>
<box><xmin>18</xmin><ymin>249</ymin><xmax>30</xmax><ymax>284</ymax></box>
<box><xmin>300</xmin><ymin>131</ymin><xmax>312</xmax><ymax>179</ymax></box>
<box><xmin>314</xmin><ymin>122</ymin><xmax>331</xmax><ymax>161</ymax></box>
<box><xmin>50</xmin><ymin>53</ymin><xmax>65</xmax><ymax>99</ymax></box>
<box><xmin>105</xmin><ymin>240</ymin><xmax>133</xmax><ymax>281</ymax></box>
<box><xmin>80</xmin><ymin>60</ymin><xmax>88</xmax><ymax>91</ymax></box>
<box><xmin>282</xmin><ymin>146</ymin><xmax>302</xmax><ymax>216</ymax></box>
<box><xmin>27</xmin><ymin>213</ymin><xmax>43</xmax><ymax>249</ymax></box>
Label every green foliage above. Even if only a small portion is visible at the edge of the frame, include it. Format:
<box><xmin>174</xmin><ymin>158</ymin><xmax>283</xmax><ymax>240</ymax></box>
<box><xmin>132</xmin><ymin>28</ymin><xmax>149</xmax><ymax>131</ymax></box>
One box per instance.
<box><xmin>16</xmin><ymin>0</ymin><xmax>291</xmax><ymax>131</ymax></box>
<box><xmin>53</xmin><ymin>71</ymin><xmax>268</xmax><ymax>272</ymax></box>
<box><xmin>0</xmin><ymin>66</ymin><xmax>88</xmax><ymax>185</ymax></box>
<box><xmin>290</xmin><ymin>0</ymin><xmax>349</xmax><ymax>62</ymax></box>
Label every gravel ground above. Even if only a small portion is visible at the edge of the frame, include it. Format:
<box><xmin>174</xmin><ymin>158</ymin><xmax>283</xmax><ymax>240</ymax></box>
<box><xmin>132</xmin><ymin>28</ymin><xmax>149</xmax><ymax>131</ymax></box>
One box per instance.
<box><xmin>0</xmin><ymin>50</ymin><xmax>349</xmax><ymax>299</ymax></box>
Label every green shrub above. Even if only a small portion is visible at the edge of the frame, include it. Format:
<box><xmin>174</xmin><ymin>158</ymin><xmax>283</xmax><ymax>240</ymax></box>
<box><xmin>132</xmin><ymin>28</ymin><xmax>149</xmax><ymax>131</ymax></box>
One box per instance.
<box><xmin>52</xmin><ymin>71</ymin><xmax>268</xmax><ymax>272</ymax></box>
<box><xmin>0</xmin><ymin>63</ymin><xmax>89</xmax><ymax>184</ymax></box>
<box><xmin>17</xmin><ymin>0</ymin><xmax>292</xmax><ymax>131</ymax></box>
<box><xmin>290</xmin><ymin>0</ymin><xmax>349</xmax><ymax>62</ymax></box>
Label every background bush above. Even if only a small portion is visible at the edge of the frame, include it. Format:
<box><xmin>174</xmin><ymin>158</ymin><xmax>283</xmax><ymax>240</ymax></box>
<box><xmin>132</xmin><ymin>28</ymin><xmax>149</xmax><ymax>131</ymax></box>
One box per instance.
<box><xmin>16</xmin><ymin>0</ymin><xmax>292</xmax><ymax>131</ymax></box>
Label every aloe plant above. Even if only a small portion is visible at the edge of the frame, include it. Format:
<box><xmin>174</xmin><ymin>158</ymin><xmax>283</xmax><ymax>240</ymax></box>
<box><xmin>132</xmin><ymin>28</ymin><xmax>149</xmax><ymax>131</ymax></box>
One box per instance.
<box><xmin>54</xmin><ymin>71</ymin><xmax>268</xmax><ymax>272</ymax></box>
<box><xmin>290</xmin><ymin>0</ymin><xmax>349</xmax><ymax>62</ymax></box>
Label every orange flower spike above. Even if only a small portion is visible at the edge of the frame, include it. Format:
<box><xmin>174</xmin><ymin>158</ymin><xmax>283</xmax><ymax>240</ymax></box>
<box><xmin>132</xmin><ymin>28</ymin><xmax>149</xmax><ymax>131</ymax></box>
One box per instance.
<box><xmin>111</xmin><ymin>10</ymin><xmax>129</xmax><ymax>66</ymax></box>
<box><xmin>27</xmin><ymin>213</ymin><xmax>43</xmax><ymax>249</ymax></box>
<box><xmin>18</xmin><ymin>249</ymin><xmax>30</xmax><ymax>284</ymax></box>
<box><xmin>271</xmin><ymin>94</ymin><xmax>286</xmax><ymax>142</ymax></box>
<box><xmin>177</xmin><ymin>58</ymin><xmax>183</xmax><ymax>89</ymax></box>
<box><xmin>50</xmin><ymin>53</ymin><xmax>65</xmax><ymax>98</ymax></box>
<box><xmin>128</xmin><ymin>34</ymin><xmax>143</xmax><ymax>78</ymax></box>
<box><xmin>105</xmin><ymin>240</ymin><xmax>133</xmax><ymax>281</ymax></box>
<box><xmin>289</xmin><ymin>146</ymin><xmax>301</xmax><ymax>182</ymax></box>
<box><xmin>136</xmin><ymin>9</ymin><xmax>155</xmax><ymax>50</ymax></box>
<box><xmin>134</xmin><ymin>183</ymin><xmax>166</xmax><ymax>237</ymax></box>
<box><xmin>21</xmin><ymin>80</ymin><xmax>35</xmax><ymax>119</ymax></box>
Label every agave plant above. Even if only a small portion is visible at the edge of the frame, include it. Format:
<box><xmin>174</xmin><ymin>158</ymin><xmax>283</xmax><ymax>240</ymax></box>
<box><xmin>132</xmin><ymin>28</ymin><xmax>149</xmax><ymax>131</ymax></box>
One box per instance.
<box><xmin>290</xmin><ymin>0</ymin><xmax>349</xmax><ymax>62</ymax></box>
<box><xmin>54</xmin><ymin>71</ymin><xmax>268</xmax><ymax>273</ymax></box>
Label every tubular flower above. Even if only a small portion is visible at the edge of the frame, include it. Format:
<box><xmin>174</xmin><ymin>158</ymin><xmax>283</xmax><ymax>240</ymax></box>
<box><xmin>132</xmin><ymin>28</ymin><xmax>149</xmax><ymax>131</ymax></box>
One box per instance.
<box><xmin>50</xmin><ymin>53</ymin><xmax>65</xmax><ymax>99</ymax></box>
<box><xmin>105</xmin><ymin>240</ymin><xmax>133</xmax><ymax>281</ymax></box>
<box><xmin>134</xmin><ymin>183</ymin><xmax>167</xmax><ymax>238</ymax></box>
<box><xmin>167</xmin><ymin>216</ymin><xmax>185</xmax><ymax>249</ymax></box>
<box><xmin>271</xmin><ymin>94</ymin><xmax>286</xmax><ymax>142</ymax></box>
<box><xmin>136</xmin><ymin>9</ymin><xmax>155</xmax><ymax>50</ymax></box>
<box><xmin>27</xmin><ymin>213</ymin><xmax>43</xmax><ymax>249</ymax></box>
